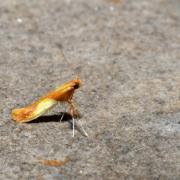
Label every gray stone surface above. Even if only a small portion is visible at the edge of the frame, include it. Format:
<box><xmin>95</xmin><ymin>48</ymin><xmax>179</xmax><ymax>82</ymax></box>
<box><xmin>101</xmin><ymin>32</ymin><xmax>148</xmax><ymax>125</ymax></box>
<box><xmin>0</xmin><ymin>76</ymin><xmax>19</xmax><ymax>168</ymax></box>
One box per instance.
<box><xmin>0</xmin><ymin>0</ymin><xmax>180</xmax><ymax>179</ymax></box>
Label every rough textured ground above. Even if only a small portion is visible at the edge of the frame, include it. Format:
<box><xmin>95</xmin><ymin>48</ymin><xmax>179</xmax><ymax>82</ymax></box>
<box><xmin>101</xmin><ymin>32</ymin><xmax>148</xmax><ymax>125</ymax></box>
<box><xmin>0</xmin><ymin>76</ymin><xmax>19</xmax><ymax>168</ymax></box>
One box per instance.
<box><xmin>0</xmin><ymin>0</ymin><xmax>180</xmax><ymax>179</ymax></box>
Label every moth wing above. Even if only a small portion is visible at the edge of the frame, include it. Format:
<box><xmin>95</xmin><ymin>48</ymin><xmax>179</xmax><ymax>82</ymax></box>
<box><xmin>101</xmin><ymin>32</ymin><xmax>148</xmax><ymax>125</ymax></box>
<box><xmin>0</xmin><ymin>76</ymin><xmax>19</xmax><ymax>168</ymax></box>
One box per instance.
<box><xmin>12</xmin><ymin>98</ymin><xmax>58</xmax><ymax>123</ymax></box>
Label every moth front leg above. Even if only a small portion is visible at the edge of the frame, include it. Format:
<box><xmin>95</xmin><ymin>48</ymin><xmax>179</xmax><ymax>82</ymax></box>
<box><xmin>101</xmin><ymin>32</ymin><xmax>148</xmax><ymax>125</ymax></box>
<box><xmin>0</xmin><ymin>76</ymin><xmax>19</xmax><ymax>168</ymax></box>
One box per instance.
<box><xmin>68</xmin><ymin>100</ymin><xmax>81</xmax><ymax>118</ymax></box>
<box><xmin>68</xmin><ymin>99</ymin><xmax>88</xmax><ymax>137</ymax></box>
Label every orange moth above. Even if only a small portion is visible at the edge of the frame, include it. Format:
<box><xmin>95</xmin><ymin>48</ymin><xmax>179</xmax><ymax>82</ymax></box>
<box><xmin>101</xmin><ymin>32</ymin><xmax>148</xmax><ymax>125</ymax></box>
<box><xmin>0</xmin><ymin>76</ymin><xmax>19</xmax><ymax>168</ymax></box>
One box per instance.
<box><xmin>12</xmin><ymin>76</ymin><xmax>88</xmax><ymax>136</ymax></box>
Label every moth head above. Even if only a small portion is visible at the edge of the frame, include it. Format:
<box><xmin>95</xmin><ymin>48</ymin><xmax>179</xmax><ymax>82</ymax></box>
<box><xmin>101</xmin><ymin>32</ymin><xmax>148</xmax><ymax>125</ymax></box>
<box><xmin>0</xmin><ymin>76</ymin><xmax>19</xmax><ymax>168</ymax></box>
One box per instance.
<box><xmin>73</xmin><ymin>76</ymin><xmax>81</xmax><ymax>89</ymax></box>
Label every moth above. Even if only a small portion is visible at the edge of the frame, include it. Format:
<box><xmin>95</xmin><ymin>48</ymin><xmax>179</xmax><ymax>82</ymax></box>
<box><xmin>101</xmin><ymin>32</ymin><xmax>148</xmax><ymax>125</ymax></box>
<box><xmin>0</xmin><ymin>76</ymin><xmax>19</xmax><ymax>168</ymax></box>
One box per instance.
<box><xmin>12</xmin><ymin>76</ymin><xmax>88</xmax><ymax>136</ymax></box>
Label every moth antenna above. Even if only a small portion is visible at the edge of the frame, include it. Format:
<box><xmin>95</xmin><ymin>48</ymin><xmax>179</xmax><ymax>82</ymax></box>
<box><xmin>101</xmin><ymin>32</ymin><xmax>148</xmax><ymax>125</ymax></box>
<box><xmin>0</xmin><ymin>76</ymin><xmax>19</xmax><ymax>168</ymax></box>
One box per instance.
<box><xmin>60</xmin><ymin>51</ymin><xmax>79</xmax><ymax>77</ymax></box>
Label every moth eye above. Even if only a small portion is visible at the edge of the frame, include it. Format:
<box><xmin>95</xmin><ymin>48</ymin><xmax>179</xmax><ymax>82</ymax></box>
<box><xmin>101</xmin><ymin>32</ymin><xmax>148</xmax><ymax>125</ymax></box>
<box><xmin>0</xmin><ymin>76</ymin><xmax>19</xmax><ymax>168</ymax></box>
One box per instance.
<box><xmin>74</xmin><ymin>84</ymin><xmax>79</xmax><ymax>89</ymax></box>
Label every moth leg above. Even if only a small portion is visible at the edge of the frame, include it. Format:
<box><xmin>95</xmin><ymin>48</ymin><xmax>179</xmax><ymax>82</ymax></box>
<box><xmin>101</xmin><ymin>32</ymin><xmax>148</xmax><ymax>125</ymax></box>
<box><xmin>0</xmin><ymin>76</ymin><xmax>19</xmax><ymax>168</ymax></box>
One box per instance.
<box><xmin>72</xmin><ymin>116</ymin><xmax>75</xmax><ymax>137</ymax></box>
<box><xmin>68</xmin><ymin>100</ymin><xmax>88</xmax><ymax>137</ymax></box>
<box><xmin>59</xmin><ymin>112</ymin><xmax>65</xmax><ymax>122</ymax></box>
<box><xmin>76</xmin><ymin>119</ymin><xmax>88</xmax><ymax>137</ymax></box>
<box><xmin>68</xmin><ymin>100</ymin><xmax>81</xmax><ymax>118</ymax></box>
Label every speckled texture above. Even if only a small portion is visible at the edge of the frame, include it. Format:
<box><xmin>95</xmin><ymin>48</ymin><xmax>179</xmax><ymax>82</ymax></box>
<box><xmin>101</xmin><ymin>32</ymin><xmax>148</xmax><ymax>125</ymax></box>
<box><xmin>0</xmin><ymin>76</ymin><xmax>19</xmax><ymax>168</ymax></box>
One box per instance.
<box><xmin>0</xmin><ymin>0</ymin><xmax>180</xmax><ymax>179</ymax></box>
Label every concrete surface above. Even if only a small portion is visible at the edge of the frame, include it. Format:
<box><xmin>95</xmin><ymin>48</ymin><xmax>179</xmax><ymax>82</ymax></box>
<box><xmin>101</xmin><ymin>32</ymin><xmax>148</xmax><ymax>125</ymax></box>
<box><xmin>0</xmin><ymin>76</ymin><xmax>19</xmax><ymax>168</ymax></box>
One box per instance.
<box><xmin>0</xmin><ymin>0</ymin><xmax>180</xmax><ymax>179</ymax></box>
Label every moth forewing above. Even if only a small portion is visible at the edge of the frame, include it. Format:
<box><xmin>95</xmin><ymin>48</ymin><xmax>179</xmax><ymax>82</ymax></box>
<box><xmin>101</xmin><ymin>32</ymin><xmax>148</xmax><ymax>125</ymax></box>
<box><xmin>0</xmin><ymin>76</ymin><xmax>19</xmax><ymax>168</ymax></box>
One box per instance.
<box><xmin>12</xmin><ymin>98</ymin><xmax>58</xmax><ymax>123</ymax></box>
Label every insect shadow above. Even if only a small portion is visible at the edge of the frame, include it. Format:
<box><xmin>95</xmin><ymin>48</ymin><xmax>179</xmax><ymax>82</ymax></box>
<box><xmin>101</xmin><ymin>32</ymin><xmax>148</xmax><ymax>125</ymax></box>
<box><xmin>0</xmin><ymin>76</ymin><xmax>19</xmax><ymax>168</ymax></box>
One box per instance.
<box><xmin>27</xmin><ymin>112</ymin><xmax>72</xmax><ymax>123</ymax></box>
<box><xmin>27</xmin><ymin>112</ymin><xmax>88</xmax><ymax>137</ymax></box>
